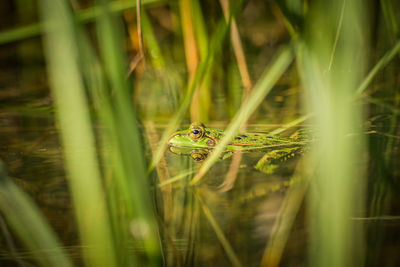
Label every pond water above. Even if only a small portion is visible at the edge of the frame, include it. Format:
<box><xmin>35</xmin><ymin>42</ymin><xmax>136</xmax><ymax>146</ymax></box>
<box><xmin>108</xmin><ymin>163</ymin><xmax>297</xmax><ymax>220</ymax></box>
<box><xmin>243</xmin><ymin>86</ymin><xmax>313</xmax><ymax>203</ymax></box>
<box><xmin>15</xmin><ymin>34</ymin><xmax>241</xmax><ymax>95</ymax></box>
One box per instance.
<box><xmin>0</xmin><ymin>109</ymin><xmax>311</xmax><ymax>266</ymax></box>
<box><xmin>1</xmin><ymin>1</ymin><xmax>400</xmax><ymax>265</ymax></box>
<box><xmin>1</xmin><ymin>64</ymin><xmax>399</xmax><ymax>266</ymax></box>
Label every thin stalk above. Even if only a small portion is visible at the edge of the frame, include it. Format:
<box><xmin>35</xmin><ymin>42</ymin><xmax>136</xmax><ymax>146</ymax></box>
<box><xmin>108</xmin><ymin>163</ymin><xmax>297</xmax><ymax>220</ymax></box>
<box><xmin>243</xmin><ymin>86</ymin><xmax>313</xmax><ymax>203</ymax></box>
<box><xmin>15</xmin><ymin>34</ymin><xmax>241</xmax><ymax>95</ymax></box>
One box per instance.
<box><xmin>260</xmin><ymin>159</ymin><xmax>311</xmax><ymax>267</ymax></box>
<box><xmin>218</xmin><ymin>0</ymin><xmax>252</xmax><ymax>191</ymax></box>
<box><xmin>179</xmin><ymin>0</ymin><xmax>199</xmax><ymax>75</ymax></box>
<box><xmin>190</xmin><ymin>0</ymin><xmax>212</xmax><ymax>122</ymax></box>
<box><xmin>158</xmin><ymin>169</ymin><xmax>197</xmax><ymax>187</ymax></box>
<box><xmin>0</xmin><ymin>0</ymin><xmax>163</xmax><ymax>45</ymax></box>
<box><xmin>149</xmin><ymin>18</ymin><xmax>229</xmax><ymax>171</ymax></box>
<box><xmin>268</xmin><ymin>38</ymin><xmax>400</xmax><ymax>136</ymax></box>
<box><xmin>137</xmin><ymin>0</ymin><xmax>145</xmax><ymax>67</ymax></box>
<box><xmin>268</xmin><ymin>114</ymin><xmax>311</xmax><ymax>135</ymax></box>
<box><xmin>356</xmin><ymin>39</ymin><xmax>400</xmax><ymax>95</ymax></box>
<box><xmin>327</xmin><ymin>0</ymin><xmax>346</xmax><ymax>72</ymax></box>
<box><xmin>219</xmin><ymin>0</ymin><xmax>252</xmax><ymax>92</ymax></box>
<box><xmin>195</xmin><ymin>190</ymin><xmax>242</xmax><ymax>267</ymax></box>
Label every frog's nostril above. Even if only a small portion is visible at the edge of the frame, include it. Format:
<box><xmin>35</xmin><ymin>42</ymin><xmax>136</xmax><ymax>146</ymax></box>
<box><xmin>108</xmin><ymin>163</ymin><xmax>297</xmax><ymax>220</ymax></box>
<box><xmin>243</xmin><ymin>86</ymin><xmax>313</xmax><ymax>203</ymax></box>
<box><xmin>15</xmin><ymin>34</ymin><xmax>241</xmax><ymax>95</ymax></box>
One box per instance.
<box><xmin>168</xmin><ymin>137</ymin><xmax>176</xmax><ymax>147</ymax></box>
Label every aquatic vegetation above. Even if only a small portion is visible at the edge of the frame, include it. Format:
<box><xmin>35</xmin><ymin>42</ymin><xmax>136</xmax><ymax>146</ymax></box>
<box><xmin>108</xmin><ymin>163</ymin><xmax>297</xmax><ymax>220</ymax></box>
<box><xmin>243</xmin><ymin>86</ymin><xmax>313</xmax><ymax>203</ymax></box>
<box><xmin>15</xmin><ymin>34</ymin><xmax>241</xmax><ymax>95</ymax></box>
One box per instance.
<box><xmin>0</xmin><ymin>0</ymin><xmax>399</xmax><ymax>266</ymax></box>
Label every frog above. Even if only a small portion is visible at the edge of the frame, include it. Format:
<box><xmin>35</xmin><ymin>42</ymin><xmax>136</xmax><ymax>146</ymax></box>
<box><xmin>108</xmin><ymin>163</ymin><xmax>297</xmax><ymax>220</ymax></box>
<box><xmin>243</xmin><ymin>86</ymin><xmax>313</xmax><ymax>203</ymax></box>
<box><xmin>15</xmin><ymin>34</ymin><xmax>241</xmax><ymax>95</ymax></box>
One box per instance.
<box><xmin>168</xmin><ymin>122</ymin><xmax>309</xmax><ymax>174</ymax></box>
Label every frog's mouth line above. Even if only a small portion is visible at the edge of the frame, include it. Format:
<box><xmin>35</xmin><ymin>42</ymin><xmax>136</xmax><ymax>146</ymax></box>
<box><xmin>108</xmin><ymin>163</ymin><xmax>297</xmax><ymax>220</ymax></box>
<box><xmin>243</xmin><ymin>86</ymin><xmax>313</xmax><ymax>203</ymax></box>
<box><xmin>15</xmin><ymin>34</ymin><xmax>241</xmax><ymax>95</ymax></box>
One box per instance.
<box><xmin>167</xmin><ymin>145</ymin><xmax>212</xmax><ymax>157</ymax></box>
<box><xmin>168</xmin><ymin>143</ymin><xmax>214</xmax><ymax>154</ymax></box>
<box><xmin>167</xmin><ymin>143</ymin><xmax>214</xmax><ymax>149</ymax></box>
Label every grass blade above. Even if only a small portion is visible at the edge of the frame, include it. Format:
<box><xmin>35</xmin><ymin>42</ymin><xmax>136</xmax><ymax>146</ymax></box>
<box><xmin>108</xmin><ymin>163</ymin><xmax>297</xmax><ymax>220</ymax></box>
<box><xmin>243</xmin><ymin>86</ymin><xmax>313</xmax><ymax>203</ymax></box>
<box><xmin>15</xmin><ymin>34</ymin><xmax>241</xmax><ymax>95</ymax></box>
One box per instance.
<box><xmin>299</xmin><ymin>0</ymin><xmax>367</xmax><ymax>265</ymax></box>
<box><xmin>149</xmin><ymin>17</ymin><xmax>230</xmax><ymax>171</ymax></box>
<box><xmin>0</xmin><ymin>162</ymin><xmax>72</xmax><ymax>267</ymax></box>
<box><xmin>40</xmin><ymin>0</ymin><xmax>117</xmax><ymax>265</ymax></box>
<box><xmin>190</xmin><ymin>46</ymin><xmax>294</xmax><ymax>184</ymax></box>
<box><xmin>0</xmin><ymin>0</ymin><xmax>163</xmax><ymax>45</ymax></box>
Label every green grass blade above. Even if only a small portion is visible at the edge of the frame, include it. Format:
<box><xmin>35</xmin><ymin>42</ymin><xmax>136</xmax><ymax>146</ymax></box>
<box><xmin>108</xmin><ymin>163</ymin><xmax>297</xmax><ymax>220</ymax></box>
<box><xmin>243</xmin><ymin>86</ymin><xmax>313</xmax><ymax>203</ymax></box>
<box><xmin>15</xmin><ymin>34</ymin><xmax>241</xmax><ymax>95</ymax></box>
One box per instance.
<box><xmin>268</xmin><ymin>114</ymin><xmax>311</xmax><ymax>135</ymax></box>
<box><xmin>190</xmin><ymin>46</ymin><xmax>294</xmax><ymax>184</ymax></box>
<box><xmin>141</xmin><ymin>10</ymin><xmax>165</xmax><ymax>69</ymax></box>
<box><xmin>40</xmin><ymin>0</ymin><xmax>118</xmax><ymax>265</ymax></box>
<box><xmin>0</xmin><ymin>162</ymin><xmax>73</xmax><ymax>267</ymax></box>
<box><xmin>298</xmin><ymin>0</ymin><xmax>367</xmax><ymax>266</ymax></box>
<box><xmin>356</xmin><ymin>39</ymin><xmax>400</xmax><ymax>95</ymax></box>
<box><xmin>195</xmin><ymin>190</ymin><xmax>242</xmax><ymax>267</ymax></box>
<box><xmin>149</xmin><ymin>17</ymin><xmax>230</xmax><ymax>171</ymax></box>
<box><xmin>95</xmin><ymin>1</ymin><xmax>161</xmax><ymax>264</ymax></box>
<box><xmin>158</xmin><ymin>169</ymin><xmax>196</xmax><ymax>187</ymax></box>
<box><xmin>0</xmin><ymin>0</ymin><xmax>163</xmax><ymax>45</ymax></box>
<box><xmin>260</xmin><ymin>159</ymin><xmax>310</xmax><ymax>266</ymax></box>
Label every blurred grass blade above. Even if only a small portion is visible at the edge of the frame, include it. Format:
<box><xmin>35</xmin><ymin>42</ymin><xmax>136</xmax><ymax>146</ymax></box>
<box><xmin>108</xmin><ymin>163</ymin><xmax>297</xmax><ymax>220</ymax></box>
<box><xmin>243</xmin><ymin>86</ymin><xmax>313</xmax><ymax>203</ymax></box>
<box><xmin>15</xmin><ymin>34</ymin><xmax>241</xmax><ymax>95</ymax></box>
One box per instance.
<box><xmin>189</xmin><ymin>0</ymin><xmax>212</xmax><ymax>122</ymax></box>
<box><xmin>356</xmin><ymin>39</ymin><xmax>400</xmax><ymax>95</ymax></box>
<box><xmin>299</xmin><ymin>0</ymin><xmax>367</xmax><ymax>266</ymax></box>
<box><xmin>158</xmin><ymin>169</ymin><xmax>196</xmax><ymax>187</ymax></box>
<box><xmin>190</xmin><ymin>46</ymin><xmax>294</xmax><ymax>184</ymax></box>
<box><xmin>0</xmin><ymin>0</ymin><xmax>163</xmax><ymax>45</ymax></box>
<box><xmin>275</xmin><ymin>0</ymin><xmax>305</xmax><ymax>37</ymax></box>
<box><xmin>179</xmin><ymin>0</ymin><xmax>199</xmax><ymax>75</ymax></box>
<box><xmin>268</xmin><ymin>114</ymin><xmax>310</xmax><ymax>135</ymax></box>
<box><xmin>195</xmin><ymin>190</ymin><xmax>242</xmax><ymax>267</ymax></box>
<box><xmin>0</xmin><ymin>162</ymin><xmax>72</xmax><ymax>267</ymax></box>
<box><xmin>149</xmin><ymin>17</ymin><xmax>230</xmax><ymax>171</ymax></box>
<box><xmin>380</xmin><ymin>0</ymin><xmax>399</xmax><ymax>35</ymax></box>
<box><xmin>141</xmin><ymin>9</ymin><xmax>165</xmax><ymax>69</ymax></box>
<box><xmin>178</xmin><ymin>0</ymin><xmax>211</xmax><ymax>122</ymax></box>
<box><xmin>40</xmin><ymin>0</ymin><xmax>117</xmax><ymax>266</ymax></box>
<box><xmin>95</xmin><ymin>0</ymin><xmax>161</xmax><ymax>264</ymax></box>
<box><xmin>260</xmin><ymin>159</ymin><xmax>310</xmax><ymax>267</ymax></box>
<box><xmin>219</xmin><ymin>0</ymin><xmax>252</xmax><ymax>92</ymax></box>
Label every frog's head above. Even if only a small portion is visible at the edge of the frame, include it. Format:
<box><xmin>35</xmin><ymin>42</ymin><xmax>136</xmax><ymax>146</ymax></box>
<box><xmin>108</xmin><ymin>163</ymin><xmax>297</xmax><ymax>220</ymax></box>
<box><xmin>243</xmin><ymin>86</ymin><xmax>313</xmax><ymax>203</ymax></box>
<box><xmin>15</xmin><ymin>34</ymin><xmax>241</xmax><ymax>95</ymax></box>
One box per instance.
<box><xmin>168</xmin><ymin>122</ymin><xmax>221</xmax><ymax>150</ymax></box>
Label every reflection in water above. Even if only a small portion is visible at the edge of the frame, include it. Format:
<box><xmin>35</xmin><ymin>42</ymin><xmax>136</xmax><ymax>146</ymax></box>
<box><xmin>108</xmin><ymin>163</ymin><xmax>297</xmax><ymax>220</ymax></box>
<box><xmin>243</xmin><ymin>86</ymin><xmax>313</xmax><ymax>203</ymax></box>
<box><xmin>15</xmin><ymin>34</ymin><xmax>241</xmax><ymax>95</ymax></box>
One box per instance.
<box><xmin>0</xmin><ymin>115</ymin><xmax>79</xmax><ymax>263</ymax></box>
<box><xmin>1</xmin><ymin>114</ymin><xmax>400</xmax><ymax>266</ymax></box>
<box><xmin>160</xmin><ymin>140</ymin><xmax>306</xmax><ymax>266</ymax></box>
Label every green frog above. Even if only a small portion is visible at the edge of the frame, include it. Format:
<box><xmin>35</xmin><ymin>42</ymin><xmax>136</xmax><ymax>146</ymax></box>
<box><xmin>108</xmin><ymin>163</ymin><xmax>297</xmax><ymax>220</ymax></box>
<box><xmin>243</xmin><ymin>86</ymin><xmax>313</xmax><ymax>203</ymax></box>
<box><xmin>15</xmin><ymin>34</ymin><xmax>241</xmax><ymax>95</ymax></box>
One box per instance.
<box><xmin>168</xmin><ymin>122</ymin><xmax>309</xmax><ymax>174</ymax></box>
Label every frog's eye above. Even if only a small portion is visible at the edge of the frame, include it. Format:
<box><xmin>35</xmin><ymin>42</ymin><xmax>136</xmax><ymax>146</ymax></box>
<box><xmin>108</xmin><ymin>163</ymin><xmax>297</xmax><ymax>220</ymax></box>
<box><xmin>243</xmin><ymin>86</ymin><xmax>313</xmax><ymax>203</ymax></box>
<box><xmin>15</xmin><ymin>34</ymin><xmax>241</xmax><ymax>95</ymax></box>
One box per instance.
<box><xmin>189</xmin><ymin>125</ymin><xmax>204</xmax><ymax>141</ymax></box>
<box><xmin>191</xmin><ymin>152</ymin><xmax>206</xmax><ymax>162</ymax></box>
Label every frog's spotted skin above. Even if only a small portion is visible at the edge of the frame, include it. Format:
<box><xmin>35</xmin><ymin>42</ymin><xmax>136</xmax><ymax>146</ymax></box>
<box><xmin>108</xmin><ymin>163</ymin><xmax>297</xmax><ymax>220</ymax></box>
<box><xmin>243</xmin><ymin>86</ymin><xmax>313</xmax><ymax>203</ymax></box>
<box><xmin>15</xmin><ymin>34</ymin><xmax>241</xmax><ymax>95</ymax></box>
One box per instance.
<box><xmin>168</xmin><ymin>122</ymin><xmax>307</xmax><ymax>174</ymax></box>
<box><xmin>168</xmin><ymin>122</ymin><xmax>295</xmax><ymax>149</ymax></box>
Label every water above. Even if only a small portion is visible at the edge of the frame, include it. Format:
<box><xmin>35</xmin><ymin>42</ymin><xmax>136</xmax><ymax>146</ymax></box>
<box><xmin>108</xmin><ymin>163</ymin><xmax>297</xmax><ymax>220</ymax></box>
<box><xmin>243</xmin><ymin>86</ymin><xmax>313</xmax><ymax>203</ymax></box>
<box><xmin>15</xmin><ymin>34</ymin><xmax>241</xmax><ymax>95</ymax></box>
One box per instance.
<box><xmin>157</xmin><ymin>136</ymin><xmax>307</xmax><ymax>266</ymax></box>
<box><xmin>1</xmin><ymin>0</ymin><xmax>400</xmax><ymax>264</ymax></box>
<box><xmin>0</xmin><ymin>111</ymin><xmax>306</xmax><ymax>266</ymax></box>
<box><xmin>2</xmin><ymin>111</ymin><xmax>400</xmax><ymax>266</ymax></box>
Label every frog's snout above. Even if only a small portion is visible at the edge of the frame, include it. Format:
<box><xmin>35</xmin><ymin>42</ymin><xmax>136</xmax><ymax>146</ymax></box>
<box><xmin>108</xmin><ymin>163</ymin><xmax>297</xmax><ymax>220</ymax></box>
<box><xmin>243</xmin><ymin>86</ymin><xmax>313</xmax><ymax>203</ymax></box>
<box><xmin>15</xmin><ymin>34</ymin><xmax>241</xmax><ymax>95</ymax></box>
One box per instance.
<box><xmin>168</xmin><ymin>134</ymin><xmax>186</xmax><ymax>148</ymax></box>
<box><xmin>167</xmin><ymin>134</ymin><xmax>178</xmax><ymax>147</ymax></box>
<box><xmin>167</xmin><ymin>139</ymin><xmax>173</xmax><ymax>147</ymax></box>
